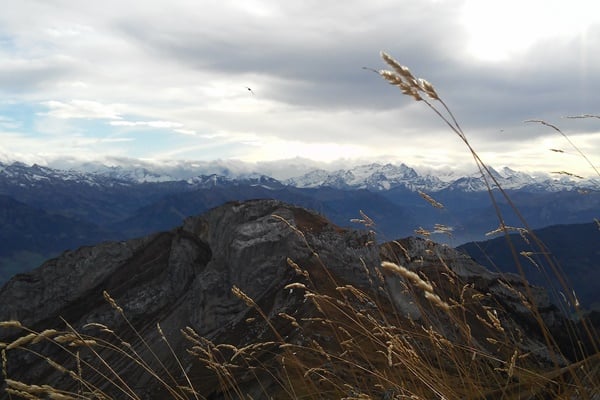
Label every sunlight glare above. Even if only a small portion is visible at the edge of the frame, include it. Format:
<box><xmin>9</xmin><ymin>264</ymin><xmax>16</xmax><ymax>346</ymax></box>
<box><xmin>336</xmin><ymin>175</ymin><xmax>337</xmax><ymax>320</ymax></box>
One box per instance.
<box><xmin>460</xmin><ymin>0</ymin><xmax>599</xmax><ymax>62</ymax></box>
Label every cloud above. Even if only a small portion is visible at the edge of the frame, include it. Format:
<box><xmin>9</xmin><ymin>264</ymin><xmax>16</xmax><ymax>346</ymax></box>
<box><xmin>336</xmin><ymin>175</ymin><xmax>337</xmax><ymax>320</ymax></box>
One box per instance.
<box><xmin>0</xmin><ymin>57</ymin><xmax>77</xmax><ymax>93</ymax></box>
<box><xmin>39</xmin><ymin>100</ymin><xmax>123</xmax><ymax>120</ymax></box>
<box><xmin>110</xmin><ymin>120</ymin><xmax>183</xmax><ymax>129</ymax></box>
<box><xmin>0</xmin><ymin>0</ymin><xmax>599</xmax><ymax>177</ymax></box>
<box><xmin>0</xmin><ymin>115</ymin><xmax>21</xmax><ymax>130</ymax></box>
<box><xmin>460</xmin><ymin>0</ymin><xmax>598</xmax><ymax>62</ymax></box>
<box><xmin>173</xmin><ymin>128</ymin><xmax>197</xmax><ymax>135</ymax></box>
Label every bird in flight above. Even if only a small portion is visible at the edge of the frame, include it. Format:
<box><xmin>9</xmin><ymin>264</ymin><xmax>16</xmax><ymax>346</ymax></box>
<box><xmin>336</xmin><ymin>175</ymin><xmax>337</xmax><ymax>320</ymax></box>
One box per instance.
<box><xmin>245</xmin><ymin>87</ymin><xmax>255</xmax><ymax>95</ymax></box>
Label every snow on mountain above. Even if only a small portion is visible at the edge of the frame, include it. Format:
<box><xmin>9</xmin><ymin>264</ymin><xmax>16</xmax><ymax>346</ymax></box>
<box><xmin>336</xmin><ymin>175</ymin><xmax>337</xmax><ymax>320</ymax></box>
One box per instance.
<box><xmin>287</xmin><ymin>163</ymin><xmax>447</xmax><ymax>191</ymax></box>
<box><xmin>0</xmin><ymin>161</ymin><xmax>126</xmax><ymax>187</ymax></box>
<box><xmin>283</xmin><ymin>169</ymin><xmax>331</xmax><ymax>188</ymax></box>
<box><xmin>442</xmin><ymin>166</ymin><xmax>599</xmax><ymax>192</ymax></box>
<box><xmin>0</xmin><ymin>161</ymin><xmax>285</xmax><ymax>191</ymax></box>
<box><xmin>287</xmin><ymin>163</ymin><xmax>600</xmax><ymax>192</ymax></box>
<box><xmin>42</xmin><ymin>157</ymin><xmax>260</xmax><ymax>182</ymax></box>
<box><xmin>1</xmin><ymin>159</ymin><xmax>597</xmax><ymax>193</ymax></box>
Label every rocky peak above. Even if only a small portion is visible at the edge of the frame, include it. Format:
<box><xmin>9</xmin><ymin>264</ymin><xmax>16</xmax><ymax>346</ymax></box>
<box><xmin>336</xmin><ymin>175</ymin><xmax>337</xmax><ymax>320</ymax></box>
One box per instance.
<box><xmin>0</xmin><ymin>200</ymin><xmax>378</xmax><ymax>392</ymax></box>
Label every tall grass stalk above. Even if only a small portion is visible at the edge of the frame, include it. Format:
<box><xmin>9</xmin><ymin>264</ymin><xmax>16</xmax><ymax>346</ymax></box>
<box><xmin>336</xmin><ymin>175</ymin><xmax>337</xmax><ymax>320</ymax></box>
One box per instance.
<box><xmin>376</xmin><ymin>50</ymin><xmax>599</xmax><ymax>356</ymax></box>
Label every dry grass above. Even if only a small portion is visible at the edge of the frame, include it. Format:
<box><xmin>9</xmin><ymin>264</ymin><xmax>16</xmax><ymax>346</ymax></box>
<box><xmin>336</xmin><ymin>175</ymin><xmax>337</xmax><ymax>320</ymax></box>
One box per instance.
<box><xmin>2</xmin><ymin>237</ymin><xmax>598</xmax><ymax>398</ymax></box>
<box><xmin>1</xmin><ymin>51</ymin><xmax>599</xmax><ymax>399</ymax></box>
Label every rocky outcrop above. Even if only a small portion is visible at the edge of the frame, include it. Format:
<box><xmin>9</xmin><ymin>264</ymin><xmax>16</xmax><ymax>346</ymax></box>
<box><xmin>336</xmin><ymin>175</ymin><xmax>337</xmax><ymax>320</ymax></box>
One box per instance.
<box><xmin>0</xmin><ymin>200</ymin><xmax>379</xmax><ymax>395</ymax></box>
<box><xmin>0</xmin><ymin>200</ymin><xmax>586</xmax><ymax>399</ymax></box>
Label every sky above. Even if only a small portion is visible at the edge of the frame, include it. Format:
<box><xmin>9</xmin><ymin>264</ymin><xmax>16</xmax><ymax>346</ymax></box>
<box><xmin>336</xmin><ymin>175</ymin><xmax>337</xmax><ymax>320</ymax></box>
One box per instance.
<box><xmin>1</xmin><ymin>0</ymin><xmax>600</xmax><ymax>177</ymax></box>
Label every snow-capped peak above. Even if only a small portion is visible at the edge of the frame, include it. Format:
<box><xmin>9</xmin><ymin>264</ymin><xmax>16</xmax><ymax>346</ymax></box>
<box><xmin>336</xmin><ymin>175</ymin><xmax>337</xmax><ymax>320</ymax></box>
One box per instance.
<box><xmin>285</xmin><ymin>162</ymin><xmax>444</xmax><ymax>191</ymax></box>
<box><xmin>1</xmin><ymin>159</ymin><xmax>596</xmax><ymax>193</ymax></box>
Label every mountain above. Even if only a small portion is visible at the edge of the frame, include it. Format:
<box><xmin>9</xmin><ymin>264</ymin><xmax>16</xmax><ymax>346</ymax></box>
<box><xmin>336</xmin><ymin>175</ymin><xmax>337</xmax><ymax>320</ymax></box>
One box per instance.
<box><xmin>1</xmin><ymin>200</ymin><xmax>596</xmax><ymax>399</ymax></box>
<box><xmin>457</xmin><ymin>222</ymin><xmax>600</xmax><ymax>309</ymax></box>
<box><xmin>4</xmin><ymin>160</ymin><xmax>598</xmax><ymax>192</ymax></box>
<box><xmin>29</xmin><ymin>157</ymin><xmax>262</xmax><ymax>182</ymax></box>
<box><xmin>1</xmin><ymin>160</ymin><xmax>599</xmax><ymax>285</ymax></box>
<box><xmin>0</xmin><ymin>161</ymin><xmax>416</xmax><ymax>284</ymax></box>
<box><xmin>286</xmin><ymin>163</ymin><xmax>600</xmax><ymax>192</ymax></box>
<box><xmin>0</xmin><ymin>161</ymin><xmax>283</xmax><ymax>225</ymax></box>
<box><xmin>284</xmin><ymin>162</ymin><xmax>447</xmax><ymax>191</ymax></box>
<box><xmin>0</xmin><ymin>159</ymin><xmax>415</xmax><ymax>240</ymax></box>
<box><xmin>108</xmin><ymin>185</ymin><xmax>413</xmax><ymax>240</ymax></box>
<box><xmin>0</xmin><ymin>194</ymin><xmax>110</xmax><ymax>283</ymax></box>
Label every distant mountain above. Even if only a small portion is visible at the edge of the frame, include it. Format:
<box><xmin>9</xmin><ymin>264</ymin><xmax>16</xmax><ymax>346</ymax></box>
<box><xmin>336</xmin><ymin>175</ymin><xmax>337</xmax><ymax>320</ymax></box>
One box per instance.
<box><xmin>4</xmin><ymin>159</ymin><xmax>598</xmax><ymax>192</ymax></box>
<box><xmin>32</xmin><ymin>157</ymin><xmax>261</xmax><ymax>182</ymax></box>
<box><xmin>0</xmin><ymin>194</ymin><xmax>110</xmax><ymax>283</ymax></box>
<box><xmin>0</xmin><ymin>161</ymin><xmax>282</xmax><ymax>225</ymax></box>
<box><xmin>457</xmin><ymin>222</ymin><xmax>600</xmax><ymax>309</ymax></box>
<box><xmin>0</xmin><ymin>194</ymin><xmax>107</xmax><ymax>255</ymax></box>
<box><xmin>284</xmin><ymin>163</ymin><xmax>446</xmax><ymax>191</ymax></box>
<box><xmin>108</xmin><ymin>184</ymin><xmax>414</xmax><ymax>241</ymax></box>
<box><xmin>286</xmin><ymin>163</ymin><xmax>599</xmax><ymax>192</ymax></box>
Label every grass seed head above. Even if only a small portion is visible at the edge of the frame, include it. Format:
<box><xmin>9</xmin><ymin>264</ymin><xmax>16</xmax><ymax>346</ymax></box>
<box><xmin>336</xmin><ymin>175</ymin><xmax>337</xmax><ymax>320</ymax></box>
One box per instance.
<box><xmin>232</xmin><ymin>286</ymin><xmax>255</xmax><ymax>308</ymax></box>
<box><xmin>418</xmin><ymin>191</ymin><xmax>444</xmax><ymax>209</ymax></box>
<box><xmin>424</xmin><ymin>292</ymin><xmax>451</xmax><ymax>311</ymax></box>
<box><xmin>7</xmin><ymin>333</ymin><xmax>38</xmax><ymax>350</ymax></box>
<box><xmin>381</xmin><ymin>261</ymin><xmax>434</xmax><ymax>294</ymax></box>
<box><xmin>32</xmin><ymin>329</ymin><xmax>60</xmax><ymax>344</ymax></box>
<box><xmin>102</xmin><ymin>291</ymin><xmax>123</xmax><ymax>313</ymax></box>
<box><xmin>0</xmin><ymin>320</ymin><xmax>23</xmax><ymax>329</ymax></box>
<box><xmin>381</xmin><ymin>51</ymin><xmax>417</xmax><ymax>82</ymax></box>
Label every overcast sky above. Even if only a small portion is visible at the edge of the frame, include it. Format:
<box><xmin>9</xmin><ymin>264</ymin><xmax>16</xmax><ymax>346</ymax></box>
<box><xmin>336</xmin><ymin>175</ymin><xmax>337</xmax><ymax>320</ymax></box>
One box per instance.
<box><xmin>1</xmin><ymin>0</ymin><xmax>599</xmax><ymax>176</ymax></box>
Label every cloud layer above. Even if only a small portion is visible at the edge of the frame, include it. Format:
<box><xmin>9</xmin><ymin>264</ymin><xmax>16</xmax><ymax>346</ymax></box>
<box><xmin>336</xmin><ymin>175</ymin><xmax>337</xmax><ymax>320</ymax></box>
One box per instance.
<box><xmin>0</xmin><ymin>0</ymin><xmax>599</xmax><ymax>175</ymax></box>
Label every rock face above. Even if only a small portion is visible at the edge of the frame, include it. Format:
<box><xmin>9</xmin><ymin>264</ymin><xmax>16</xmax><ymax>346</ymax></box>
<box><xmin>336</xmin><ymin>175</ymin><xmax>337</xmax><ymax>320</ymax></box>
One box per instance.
<box><xmin>0</xmin><ymin>200</ymin><xmax>585</xmax><ymax>399</ymax></box>
<box><xmin>0</xmin><ymin>200</ymin><xmax>379</xmax><ymax>395</ymax></box>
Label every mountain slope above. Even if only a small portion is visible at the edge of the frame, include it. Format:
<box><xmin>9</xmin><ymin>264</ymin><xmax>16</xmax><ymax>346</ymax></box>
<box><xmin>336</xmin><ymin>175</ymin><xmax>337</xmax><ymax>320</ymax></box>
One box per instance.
<box><xmin>107</xmin><ymin>185</ymin><xmax>415</xmax><ymax>242</ymax></box>
<box><xmin>0</xmin><ymin>194</ymin><xmax>109</xmax><ymax>283</ymax></box>
<box><xmin>457</xmin><ymin>222</ymin><xmax>600</xmax><ymax>309</ymax></box>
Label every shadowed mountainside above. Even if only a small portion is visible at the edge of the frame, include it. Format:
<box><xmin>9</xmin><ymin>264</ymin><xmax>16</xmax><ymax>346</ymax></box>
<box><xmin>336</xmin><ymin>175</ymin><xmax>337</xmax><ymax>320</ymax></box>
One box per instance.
<box><xmin>458</xmin><ymin>222</ymin><xmax>600</xmax><ymax>309</ymax></box>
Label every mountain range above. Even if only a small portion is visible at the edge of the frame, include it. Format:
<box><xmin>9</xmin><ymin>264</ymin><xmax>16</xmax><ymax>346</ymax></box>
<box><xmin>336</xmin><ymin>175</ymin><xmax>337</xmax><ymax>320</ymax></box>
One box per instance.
<box><xmin>1</xmin><ymin>160</ymin><xmax>599</xmax><ymax>290</ymax></box>
<box><xmin>4</xmin><ymin>158</ymin><xmax>597</xmax><ymax>191</ymax></box>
